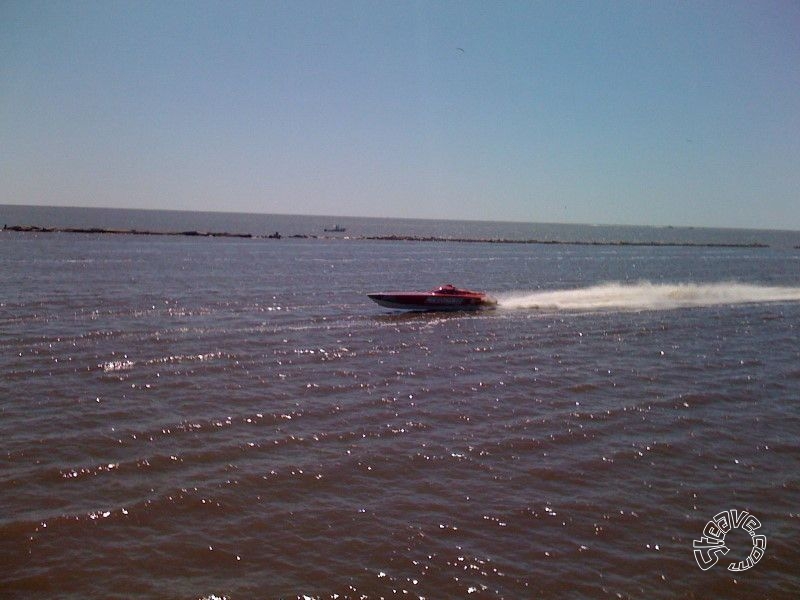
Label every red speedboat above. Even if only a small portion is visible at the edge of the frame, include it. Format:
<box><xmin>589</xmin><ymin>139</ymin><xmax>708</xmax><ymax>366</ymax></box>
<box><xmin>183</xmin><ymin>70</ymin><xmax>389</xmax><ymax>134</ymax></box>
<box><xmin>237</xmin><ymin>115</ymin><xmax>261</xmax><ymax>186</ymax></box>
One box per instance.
<box><xmin>367</xmin><ymin>284</ymin><xmax>497</xmax><ymax>311</ymax></box>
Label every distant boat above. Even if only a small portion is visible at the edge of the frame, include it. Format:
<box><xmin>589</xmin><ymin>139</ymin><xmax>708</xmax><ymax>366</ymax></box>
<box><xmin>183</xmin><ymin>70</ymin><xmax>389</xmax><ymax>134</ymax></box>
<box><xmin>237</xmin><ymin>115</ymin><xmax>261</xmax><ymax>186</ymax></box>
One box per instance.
<box><xmin>324</xmin><ymin>225</ymin><xmax>346</xmax><ymax>232</ymax></box>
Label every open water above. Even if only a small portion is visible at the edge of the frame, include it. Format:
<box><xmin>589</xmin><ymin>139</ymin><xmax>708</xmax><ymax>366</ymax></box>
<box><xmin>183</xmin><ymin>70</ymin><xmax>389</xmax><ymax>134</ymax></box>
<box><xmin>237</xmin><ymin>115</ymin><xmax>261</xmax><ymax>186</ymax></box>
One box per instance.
<box><xmin>2</xmin><ymin>207</ymin><xmax>800</xmax><ymax>599</ymax></box>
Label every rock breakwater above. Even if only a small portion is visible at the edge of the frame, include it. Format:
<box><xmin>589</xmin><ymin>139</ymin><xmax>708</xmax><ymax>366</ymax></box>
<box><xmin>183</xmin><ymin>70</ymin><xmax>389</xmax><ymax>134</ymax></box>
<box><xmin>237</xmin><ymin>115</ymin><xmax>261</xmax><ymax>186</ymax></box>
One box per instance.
<box><xmin>2</xmin><ymin>224</ymin><xmax>770</xmax><ymax>248</ymax></box>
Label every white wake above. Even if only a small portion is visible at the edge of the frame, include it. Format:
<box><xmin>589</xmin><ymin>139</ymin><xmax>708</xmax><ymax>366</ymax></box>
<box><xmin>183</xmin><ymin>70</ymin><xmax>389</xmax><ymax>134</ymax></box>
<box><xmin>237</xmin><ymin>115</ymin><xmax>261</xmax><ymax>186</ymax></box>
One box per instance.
<box><xmin>496</xmin><ymin>281</ymin><xmax>800</xmax><ymax>312</ymax></box>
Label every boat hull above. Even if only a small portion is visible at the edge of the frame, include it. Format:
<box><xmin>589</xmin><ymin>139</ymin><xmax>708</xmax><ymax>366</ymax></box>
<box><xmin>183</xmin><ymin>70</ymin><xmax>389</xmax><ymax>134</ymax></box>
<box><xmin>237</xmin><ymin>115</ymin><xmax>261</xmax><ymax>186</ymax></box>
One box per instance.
<box><xmin>367</xmin><ymin>287</ymin><xmax>497</xmax><ymax>311</ymax></box>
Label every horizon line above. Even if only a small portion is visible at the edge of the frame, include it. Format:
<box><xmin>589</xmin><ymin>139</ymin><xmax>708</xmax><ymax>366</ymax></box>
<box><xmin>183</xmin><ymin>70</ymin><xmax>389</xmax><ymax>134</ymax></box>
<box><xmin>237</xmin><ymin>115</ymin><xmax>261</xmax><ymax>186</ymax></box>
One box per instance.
<box><xmin>1</xmin><ymin>202</ymin><xmax>798</xmax><ymax>235</ymax></box>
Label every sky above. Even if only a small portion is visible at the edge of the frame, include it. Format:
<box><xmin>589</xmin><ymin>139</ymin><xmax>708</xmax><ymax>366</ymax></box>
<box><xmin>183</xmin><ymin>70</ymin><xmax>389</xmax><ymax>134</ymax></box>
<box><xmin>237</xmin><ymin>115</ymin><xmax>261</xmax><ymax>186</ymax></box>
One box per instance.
<box><xmin>1</xmin><ymin>1</ymin><xmax>799</xmax><ymax>229</ymax></box>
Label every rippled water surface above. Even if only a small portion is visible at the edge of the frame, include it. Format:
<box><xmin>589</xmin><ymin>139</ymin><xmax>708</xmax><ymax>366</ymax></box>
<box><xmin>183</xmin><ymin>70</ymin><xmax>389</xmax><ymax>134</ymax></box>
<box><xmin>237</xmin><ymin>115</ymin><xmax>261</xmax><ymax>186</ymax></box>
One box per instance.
<box><xmin>2</xmin><ymin>218</ymin><xmax>800</xmax><ymax>599</ymax></box>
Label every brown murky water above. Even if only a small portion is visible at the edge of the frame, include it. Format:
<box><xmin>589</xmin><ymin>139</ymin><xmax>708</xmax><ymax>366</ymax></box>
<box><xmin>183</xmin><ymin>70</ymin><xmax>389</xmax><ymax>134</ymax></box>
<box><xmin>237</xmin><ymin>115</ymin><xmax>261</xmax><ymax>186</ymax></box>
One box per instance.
<box><xmin>2</xmin><ymin>220</ymin><xmax>800</xmax><ymax>598</ymax></box>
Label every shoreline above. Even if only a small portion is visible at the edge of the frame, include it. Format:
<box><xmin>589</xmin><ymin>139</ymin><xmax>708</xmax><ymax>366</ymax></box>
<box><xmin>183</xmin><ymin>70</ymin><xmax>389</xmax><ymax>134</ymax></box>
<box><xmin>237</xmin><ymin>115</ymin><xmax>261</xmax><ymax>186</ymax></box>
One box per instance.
<box><xmin>2</xmin><ymin>224</ymin><xmax>771</xmax><ymax>248</ymax></box>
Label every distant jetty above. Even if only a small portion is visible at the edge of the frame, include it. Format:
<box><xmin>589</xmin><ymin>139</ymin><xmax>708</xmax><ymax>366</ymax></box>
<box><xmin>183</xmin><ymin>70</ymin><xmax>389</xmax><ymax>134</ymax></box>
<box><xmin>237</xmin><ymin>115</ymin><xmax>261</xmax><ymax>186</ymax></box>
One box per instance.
<box><xmin>3</xmin><ymin>224</ymin><xmax>254</xmax><ymax>238</ymax></box>
<box><xmin>2</xmin><ymin>224</ymin><xmax>770</xmax><ymax>248</ymax></box>
<box><xmin>361</xmin><ymin>234</ymin><xmax>770</xmax><ymax>248</ymax></box>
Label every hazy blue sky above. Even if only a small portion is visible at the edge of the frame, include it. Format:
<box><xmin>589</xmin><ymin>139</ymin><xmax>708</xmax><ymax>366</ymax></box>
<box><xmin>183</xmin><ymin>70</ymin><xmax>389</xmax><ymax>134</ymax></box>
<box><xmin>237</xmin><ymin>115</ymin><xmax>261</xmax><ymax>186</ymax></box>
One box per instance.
<box><xmin>2</xmin><ymin>1</ymin><xmax>799</xmax><ymax>229</ymax></box>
